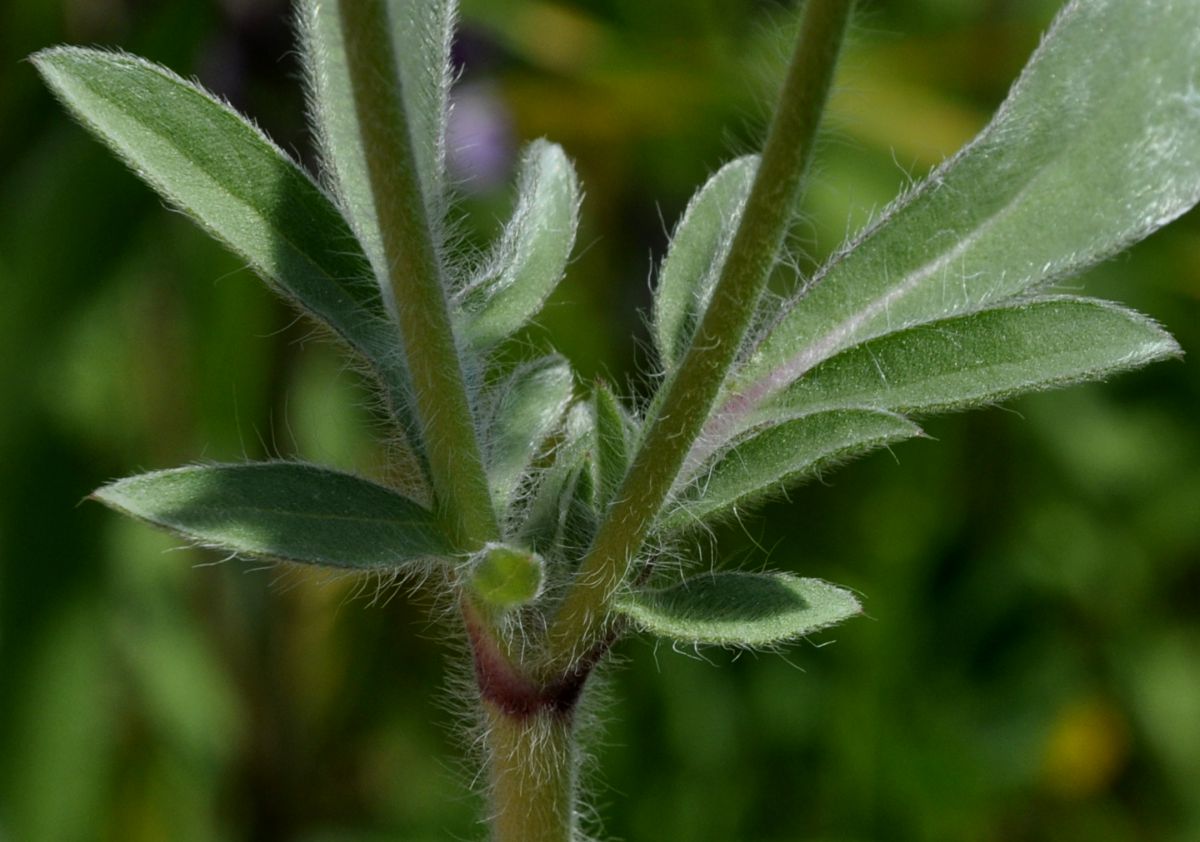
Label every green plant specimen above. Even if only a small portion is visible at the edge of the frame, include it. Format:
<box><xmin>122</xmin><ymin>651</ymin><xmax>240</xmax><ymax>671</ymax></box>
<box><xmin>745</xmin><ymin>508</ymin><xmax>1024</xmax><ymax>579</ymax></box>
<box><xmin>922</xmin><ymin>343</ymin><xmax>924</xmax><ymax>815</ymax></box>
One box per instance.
<box><xmin>33</xmin><ymin>0</ymin><xmax>1200</xmax><ymax>838</ymax></box>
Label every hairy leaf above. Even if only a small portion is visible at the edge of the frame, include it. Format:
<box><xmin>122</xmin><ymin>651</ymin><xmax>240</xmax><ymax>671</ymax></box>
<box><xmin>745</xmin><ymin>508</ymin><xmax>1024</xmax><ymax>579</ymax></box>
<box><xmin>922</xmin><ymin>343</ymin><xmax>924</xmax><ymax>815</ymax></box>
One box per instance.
<box><xmin>665</xmin><ymin>410</ymin><xmax>919</xmax><ymax>531</ymax></box>
<box><xmin>92</xmin><ymin>463</ymin><xmax>450</xmax><ymax>569</ymax></box>
<box><xmin>734</xmin><ymin>0</ymin><xmax>1200</xmax><ymax>414</ymax></box>
<box><xmin>615</xmin><ymin>572</ymin><xmax>862</xmax><ymax>647</ymax></box>
<box><xmin>486</xmin><ymin>356</ymin><xmax>575</xmax><ymax>514</ymax></box>
<box><xmin>300</xmin><ymin>0</ymin><xmax>454</xmax><ymax>283</ymax></box>
<box><xmin>653</xmin><ymin>155</ymin><xmax>758</xmax><ymax>371</ymax></box>
<box><xmin>768</xmin><ymin>297</ymin><xmax>1180</xmax><ymax>418</ymax></box>
<box><xmin>31</xmin><ymin>48</ymin><xmax>422</xmax><ymax>451</ymax></box>
<box><xmin>563</xmin><ymin>453</ymin><xmax>599</xmax><ymax>553</ymax></box>
<box><xmin>592</xmin><ymin>381</ymin><xmax>631</xmax><ymax>508</ymax></box>
<box><xmin>520</xmin><ymin>402</ymin><xmax>592</xmax><ymax>553</ymax></box>
<box><xmin>457</xmin><ymin>140</ymin><xmax>580</xmax><ymax>348</ymax></box>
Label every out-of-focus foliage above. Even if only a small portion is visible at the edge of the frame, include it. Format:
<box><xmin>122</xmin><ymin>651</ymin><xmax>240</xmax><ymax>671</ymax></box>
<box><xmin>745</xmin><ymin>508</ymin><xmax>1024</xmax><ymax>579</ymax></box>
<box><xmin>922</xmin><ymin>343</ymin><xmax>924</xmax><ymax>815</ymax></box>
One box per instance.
<box><xmin>1</xmin><ymin>1</ymin><xmax>1196</xmax><ymax>840</ymax></box>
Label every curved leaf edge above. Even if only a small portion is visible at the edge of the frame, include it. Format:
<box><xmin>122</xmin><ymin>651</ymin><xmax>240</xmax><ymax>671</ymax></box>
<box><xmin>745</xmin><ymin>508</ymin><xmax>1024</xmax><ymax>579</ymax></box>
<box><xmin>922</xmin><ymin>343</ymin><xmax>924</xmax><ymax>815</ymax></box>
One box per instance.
<box><xmin>661</xmin><ymin>410</ymin><xmax>924</xmax><ymax>533</ymax></box>
<box><xmin>614</xmin><ymin>571</ymin><xmax>863</xmax><ymax>648</ymax></box>
<box><xmin>90</xmin><ymin>460</ymin><xmax>453</xmax><ymax>571</ymax></box>
<box><xmin>766</xmin><ymin>295</ymin><xmax>1184</xmax><ymax>420</ymax></box>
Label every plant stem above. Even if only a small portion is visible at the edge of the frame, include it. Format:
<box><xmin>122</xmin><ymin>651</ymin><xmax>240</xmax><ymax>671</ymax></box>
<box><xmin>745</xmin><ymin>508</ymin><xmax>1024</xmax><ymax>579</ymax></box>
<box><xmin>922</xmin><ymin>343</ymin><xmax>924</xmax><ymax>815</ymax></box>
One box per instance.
<box><xmin>483</xmin><ymin>704</ymin><xmax>578</xmax><ymax>842</ymax></box>
<box><xmin>337</xmin><ymin>0</ymin><xmax>498</xmax><ymax>551</ymax></box>
<box><xmin>546</xmin><ymin>0</ymin><xmax>853</xmax><ymax>662</ymax></box>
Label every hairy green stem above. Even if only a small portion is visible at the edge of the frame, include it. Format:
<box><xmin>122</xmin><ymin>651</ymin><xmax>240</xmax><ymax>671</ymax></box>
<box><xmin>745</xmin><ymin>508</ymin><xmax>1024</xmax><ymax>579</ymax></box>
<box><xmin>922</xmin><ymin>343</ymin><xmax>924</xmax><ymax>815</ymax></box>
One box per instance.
<box><xmin>337</xmin><ymin>0</ymin><xmax>498</xmax><ymax>551</ymax></box>
<box><xmin>547</xmin><ymin>0</ymin><xmax>853</xmax><ymax>661</ymax></box>
<box><xmin>484</xmin><ymin>705</ymin><xmax>578</xmax><ymax>842</ymax></box>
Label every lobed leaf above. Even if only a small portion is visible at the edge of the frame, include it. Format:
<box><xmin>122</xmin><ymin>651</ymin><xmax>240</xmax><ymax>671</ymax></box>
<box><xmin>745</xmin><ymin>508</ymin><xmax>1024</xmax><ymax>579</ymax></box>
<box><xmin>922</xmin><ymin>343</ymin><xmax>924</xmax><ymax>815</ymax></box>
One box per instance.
<box><xmin>485</xmin><ymin>356</ymin><xmax>575</xmax><ymax>514</ymax></box>
<box><xmin>31</xmin><ymin>47</ymin><xmax>423</xmax><ymax>454</ymax></box>
<box><xmin>734</xmin><ymin>0</ymin><xmax>1200</xmax><ymax>410</ymax></box>
<box><xmin>300</xmin><ymin>0</ymin><xmax>454</xmax><ymax>284</ymax></box>
<box><xmin>615</xmin><ymin>572</ymin><xmax>862</xmax><ymax>647</ymax></box>
<box><xmin>653</xmin><ymin>155</ymin><xmax>758</xmax><ymax>372</ymax></box>
<box><xmin>664</xmin><ymin>410</ymin><xmax>920</xmax><ymax>531</ymax></box>
<box><xmin>768</xmin><ymin>297</ymin><xmax>1181</xmax><ymax>418</ymax></box>
<box><xmin>457</xmin><ymin>140</ymin><xmax>580</xmax><ymax>349</ymax></box>
<box><xmin>92</xmin><ymin>463</ymin><xmax>450</xmax><ymax>569</ymax></box>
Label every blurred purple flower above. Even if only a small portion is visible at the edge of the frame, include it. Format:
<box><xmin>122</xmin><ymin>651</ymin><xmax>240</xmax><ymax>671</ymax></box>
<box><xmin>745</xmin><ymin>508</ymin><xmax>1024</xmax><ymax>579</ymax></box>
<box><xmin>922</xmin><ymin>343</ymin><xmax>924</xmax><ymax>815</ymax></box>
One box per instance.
<box><xmin>447</xmin><ymin>82</ymin><xmax>516</xmax><ymax>193</ymax></box>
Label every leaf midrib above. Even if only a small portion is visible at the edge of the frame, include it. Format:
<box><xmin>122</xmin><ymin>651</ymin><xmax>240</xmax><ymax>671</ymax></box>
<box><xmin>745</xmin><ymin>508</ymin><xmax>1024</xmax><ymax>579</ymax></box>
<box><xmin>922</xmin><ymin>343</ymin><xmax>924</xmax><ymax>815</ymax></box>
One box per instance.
<box><xmin>64</xmin><ymin>53</ymin><xmax>390</xmax><ymax>356</ymax></box>
<box><xmin>695</xmin><ymin>65</ymin><xmax>1137</xmax><ymax>477</ymax></box>
<box><xmin>163</xmin><ymin>502</ymin><xmax>435</xmax><ymax>527</ymax></box>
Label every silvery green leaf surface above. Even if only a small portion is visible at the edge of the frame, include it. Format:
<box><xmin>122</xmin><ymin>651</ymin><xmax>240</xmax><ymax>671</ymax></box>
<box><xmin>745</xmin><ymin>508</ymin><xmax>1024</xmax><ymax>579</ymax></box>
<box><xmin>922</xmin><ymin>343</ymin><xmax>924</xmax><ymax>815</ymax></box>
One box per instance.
<box><xmin>92</xmin><ymin>463</ymin><xmax>450</xmax><ymax>569</ymax></box>
<box><xmin>485</xmin><ymin>356</ymin><xmax>575</xmax><ymax>514</ymax></box>
<box><xmin>299</xmin><ymin>0</ymin><xmax>454</xmax><ymax>282</ymax></box>
<box><xmin>31</xmin><ymin>48</ymin><xmax>422</xmax><ymax>452</ymax></box>
<box><xmin>562</xmin><ymin>453</ymin><xmax>599</xmax><ymax>553</ymax></box>
<box><xmin>615</xmin><ymin>572</ymin><xmax>862</xmax><ymax>647</ymax></box>
<box><xmin>523</xmin><ymin>401</ymin><xmax>600</xmax><ymax>560</ymax></box>
<box><xmin>664</xmin><ymin>410</ymin><xmax>919</xmax><ymax>531</ymax></box>
<box><xmin>767</xmin><ymin>297</ymin><xmax>1181</xmax><ymax>418</ymax></box>
<box><xmin>520</xmin><ymin>402</ymin><xmax>591</xmax><ymax>553</ymax></box>
<box><xmin>653</xmin><ymin>155</ymin><xmax>758</xmax><ymax>372</ymax></box>
<box><xmin>457</xmin><ymin>140</ymin><xmax>580</xmax><ymax>349</ymax></box>
<box><xmin>592</xmin><ymin>381</ymin><xmax>631</xmax><ymax>508</ymax></box>
<box><xmin>732</xmin><ymin>0</ymin><xmax>1200</xmax><ymax>418</ymax></box>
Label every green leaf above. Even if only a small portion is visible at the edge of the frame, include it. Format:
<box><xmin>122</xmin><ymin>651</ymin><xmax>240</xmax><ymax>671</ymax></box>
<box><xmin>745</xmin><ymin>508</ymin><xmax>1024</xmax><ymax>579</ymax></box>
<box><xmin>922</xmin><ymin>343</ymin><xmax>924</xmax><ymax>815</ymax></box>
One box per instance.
<box><xmin>615</xmin><ymin>572</ymin><xmax>862</xmax><ymax>647</ymax></box>
<box><xmin>457</xmin><ymin>140</ymin><xmax>580</xmax><ymax>348</ymax></box>
<box><xmin>520</xmin><ymin>401</ymin><xmax>592</xmax><ymax>553</ymax></box>
<box><xmin>92</xmin><ymin>463</ymin><xmax>450</xmax><ymax>569</ymax></box>
<box><xmin>562</xmin><ymin>453</ymin><xmax>599</xmax><ymax>554</ymax></box>
<box><xmin>664</xmin><ymin>410</ymin><xmax>920</xmax><ymax>531</ymax></box>
<box><xmin>31</xmin><ymin>48</ymin><xmax>421</xmax><ymax>446</ymax></box>
<box><xmin>485</xmin><ymin>356</ymin><xmax>575</xmax><ymax>514</ymax></box>
<box><xmin>768</xmin><ymin>297</ymin><xmax>1181</xmax><ymax>418</ymax></box>
<box><xmin>592</xmin><ymin>381</ymin><xmax>631</xmax><ymax>507</ymax></box>
<box><xmin>299</xmin><ymin>0</ymin><xmax>454</xmax><ymax>281</ymax></box>
<box><xmin>736</xmin><ymin>0</ymin><xmax>1200</xmax><ymax>407</ymax></box>
<box><xmin>653</xmin><ymin>155</ymin><xmax>758</xmax><ymax>372</ymax></box>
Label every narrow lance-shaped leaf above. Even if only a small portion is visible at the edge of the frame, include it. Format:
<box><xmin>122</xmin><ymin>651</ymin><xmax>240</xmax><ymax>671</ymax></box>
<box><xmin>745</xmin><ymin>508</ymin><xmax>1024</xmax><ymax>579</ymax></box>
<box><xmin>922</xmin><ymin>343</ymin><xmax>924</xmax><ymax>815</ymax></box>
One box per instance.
<box><xmin>457</xmin><ymin>140</ymin><xmax>580</xmax><ymax>349</ymax></box>
<box><xmin>662</xmin><ymin>410</ymin><xmax>920</xmax><ymax>531</ymax></box>
<box><xmin>31</xmin><ymin>48</ymin><xmax>424</xmax><ymax>463</ymax></box>
<box><xmin>732</xmin><ymin>0</ymin><xmax>1200</xmax><ymax>416</ymax></box>
<box><xmin>672</xmin><ymin>298</ymin><xmax>1178</xmax><ymax>532</ymax></box>
<box><xmin>592</xmin><ymin>381</ymin><xmax>631</xmax><ymax>508</ymax></box>
<box><xmin>92</xmin><ymin>463</ymin><xmax>451</xmax><ymax>569</ymax></box>
<box><xmin>562</xmin><ymin>453</ymin><xmax>599</xmax><ymax>555</ymax></box>
<box><xmin>526</xmin><ymin>454</ymin><xmax>599</xmax><ymax>585</ymax></box>
<box><xmin>653</xmin><ymin>155</ymin><xmax>758</xmax><ymax>372</ymax></box>
<box><xmin>299</xmin><ymin>0</ymin><xmax>454</xmax><ymax>285</ymax></box>
<box><xmin>520</xmin><ymin>401</ymin><xmax>591</xmax><ymax>554</ymax></box>
<box><xmin>767</xmin><ymin>297</ymin><xmax>1181</xmax><ymax>418</ymax></box>
<box><xmin>521</xmin><ymin>403</ymin><xmax>600</xmax><ymax>561</ymax></box>
<box><xmin>485</xmin><ymin>356</ymin><xmax>575</xmax><ymax>514</ymax></box>
<box><xmin>615</xmin><ymin>572</ymin><xmax>862</xmax><ymax>648</ymax></box>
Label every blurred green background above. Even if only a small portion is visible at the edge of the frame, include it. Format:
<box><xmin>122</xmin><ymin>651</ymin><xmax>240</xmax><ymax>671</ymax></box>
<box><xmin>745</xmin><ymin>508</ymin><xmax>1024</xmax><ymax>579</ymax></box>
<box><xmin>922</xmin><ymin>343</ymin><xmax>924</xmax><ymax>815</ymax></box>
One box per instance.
<box><xmin>2</xmin><ymin>1</ymin><xmax>1198</xmax><ymax>840</ymax></box>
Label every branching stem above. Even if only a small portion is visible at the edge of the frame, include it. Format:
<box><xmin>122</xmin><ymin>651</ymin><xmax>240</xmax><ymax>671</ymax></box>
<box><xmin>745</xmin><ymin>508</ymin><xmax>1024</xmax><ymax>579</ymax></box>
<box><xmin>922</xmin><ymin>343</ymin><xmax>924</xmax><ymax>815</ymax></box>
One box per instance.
<box><xmin>546</xmin><ymin>0</ymin><xmax>853</xmax><ymax>662</ymax></box>
<box><xmin>337</xmin><ymin>0</ymin><xmax>498</xmax><ymax>551</ymax></box>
